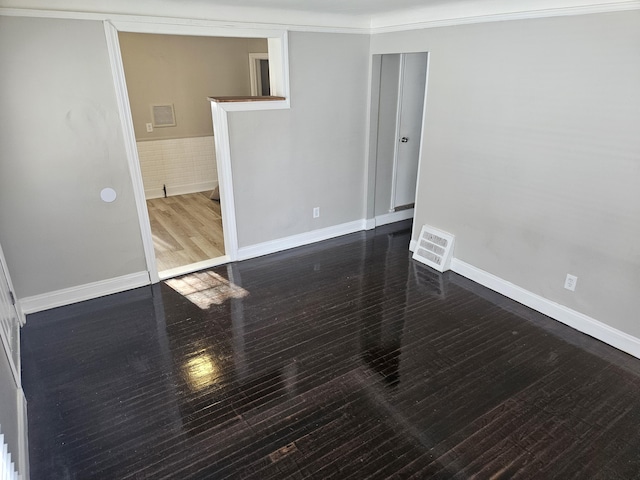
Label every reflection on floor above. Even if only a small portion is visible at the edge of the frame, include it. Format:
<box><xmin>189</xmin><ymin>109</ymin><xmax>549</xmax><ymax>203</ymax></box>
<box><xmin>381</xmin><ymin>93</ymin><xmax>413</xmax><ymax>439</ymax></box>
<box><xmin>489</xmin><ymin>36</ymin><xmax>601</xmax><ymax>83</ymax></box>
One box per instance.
<box><xmin>147</xmin><ymin>191</ymin><xmax>224</xmax><ymax>271</ymax></box>
<box><xmin>165</xmin><ymin>271</ymin><xmax>249</xmax><ymax>309</ymax></box>
<box><xmin>21</xmin><ymin>221</ymin><xmax>640</xmax><ymax>479</ymax></box>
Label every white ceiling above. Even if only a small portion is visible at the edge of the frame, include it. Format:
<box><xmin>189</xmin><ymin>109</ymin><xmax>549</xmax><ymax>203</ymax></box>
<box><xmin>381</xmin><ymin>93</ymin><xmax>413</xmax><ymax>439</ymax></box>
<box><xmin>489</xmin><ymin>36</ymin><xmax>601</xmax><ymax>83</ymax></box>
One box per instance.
<box><xmin>1</xmin><ymin>0</ymin><xmax>637</xmax><ymax>31</ymax></box>
<box><xmin>188</xmin><ymin>0</ymin><xmax>466</xmax><ymax>16</ymax></box>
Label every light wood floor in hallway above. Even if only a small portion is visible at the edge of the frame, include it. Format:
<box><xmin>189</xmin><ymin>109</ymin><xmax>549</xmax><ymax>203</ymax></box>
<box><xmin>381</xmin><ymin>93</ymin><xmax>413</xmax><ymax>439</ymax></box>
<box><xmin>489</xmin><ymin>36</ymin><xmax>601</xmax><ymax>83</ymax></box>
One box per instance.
<box><xmin>147</xmin><ymin>191</ymin><xmax>224</xmax><ymax>271</ymax></box>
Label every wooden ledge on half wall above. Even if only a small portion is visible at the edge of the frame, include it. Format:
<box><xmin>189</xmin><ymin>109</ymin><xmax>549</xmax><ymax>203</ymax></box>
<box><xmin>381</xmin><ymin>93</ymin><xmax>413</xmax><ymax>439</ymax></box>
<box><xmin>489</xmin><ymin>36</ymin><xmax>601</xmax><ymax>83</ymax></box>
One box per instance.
<box><xmin>208</xmin><ymin>95</ymin><xmax>286</xmax><ymax>103</ymax></box>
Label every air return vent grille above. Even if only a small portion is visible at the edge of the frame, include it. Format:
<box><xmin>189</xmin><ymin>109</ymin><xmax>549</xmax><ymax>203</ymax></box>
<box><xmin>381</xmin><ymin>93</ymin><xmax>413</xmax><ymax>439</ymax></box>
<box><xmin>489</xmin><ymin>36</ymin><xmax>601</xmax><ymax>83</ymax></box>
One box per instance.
<box><xmin>151</xmin><ymin>104</ymin><xmax>176</xmax><ymax>127</ymax></box>
<box><xmin>412</xmin><ymin>225</ymin><xmax>455</xmax><ymax>272</ymax></box>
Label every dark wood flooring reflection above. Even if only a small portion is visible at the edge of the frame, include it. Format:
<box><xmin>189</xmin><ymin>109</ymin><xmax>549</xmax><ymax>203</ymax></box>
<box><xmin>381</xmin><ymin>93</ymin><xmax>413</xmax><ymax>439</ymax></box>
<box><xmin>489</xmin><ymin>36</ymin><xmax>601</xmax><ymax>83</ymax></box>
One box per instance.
<box><xmin>21</xmin><ymin>221</ymin><xmax>640</xmax><ymax>479</ymax></box>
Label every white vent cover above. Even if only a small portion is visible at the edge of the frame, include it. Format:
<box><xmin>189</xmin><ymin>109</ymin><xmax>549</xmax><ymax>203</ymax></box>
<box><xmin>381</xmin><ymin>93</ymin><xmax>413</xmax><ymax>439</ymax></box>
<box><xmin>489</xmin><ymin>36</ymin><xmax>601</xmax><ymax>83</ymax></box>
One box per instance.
<box><xmin>151</xmin><ymin>104</ymin><xmax>176</xmax><ymax>127</ymax></box>
<box><xmin>412</xmin><ymin>225</ymin><xmax>455</xmax><ymax>272</ymax></box>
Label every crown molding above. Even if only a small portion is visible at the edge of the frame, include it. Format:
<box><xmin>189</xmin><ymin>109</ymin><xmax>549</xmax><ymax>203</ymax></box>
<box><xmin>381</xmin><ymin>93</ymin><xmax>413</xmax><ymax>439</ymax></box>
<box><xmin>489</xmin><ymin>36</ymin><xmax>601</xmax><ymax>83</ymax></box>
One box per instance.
<box><xmin>0</xmin><ymin>7</ymin><xmax>370</xmax><ymax>34</ymax></box>
<box><xmin>1</xmin><ymin>1</ymin><xmax>638</xmax><ymax>35</ymax></box>
<box><xmin>369</xmin><ymin>1</ymin><xmax>640</xmax><ymax>34</ymax></box>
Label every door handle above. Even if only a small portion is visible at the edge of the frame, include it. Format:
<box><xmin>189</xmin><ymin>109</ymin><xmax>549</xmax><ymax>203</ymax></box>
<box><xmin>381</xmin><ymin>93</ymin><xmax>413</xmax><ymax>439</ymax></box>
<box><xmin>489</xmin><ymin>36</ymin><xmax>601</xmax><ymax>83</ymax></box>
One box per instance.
<box><xmin>400</xmin><ymin>137</ymin><xmax>409</xmax><ymax>143</ymax></box>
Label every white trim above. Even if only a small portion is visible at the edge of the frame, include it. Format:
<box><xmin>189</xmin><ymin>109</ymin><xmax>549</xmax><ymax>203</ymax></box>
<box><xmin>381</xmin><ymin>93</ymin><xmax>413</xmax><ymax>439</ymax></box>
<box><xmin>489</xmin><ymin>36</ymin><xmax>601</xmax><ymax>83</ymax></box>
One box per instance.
<box><xmin>104</xmin><ymin>21</ymin><xmax>160</xmax><ymax>283</ymax></box>
<box><xmin>19</xmin><ymin>271</ymin><xmax>150</xmax><ymax>314</ymax></box>
<box><xmin>363</xmin><ymin>54</ymin><xmax>380</xmax><ymax>223</ymax></box>
<box><xmin>249</xmin><ymin>52</ymin><xmax>269</xmax><ymax>96</ymax></box>
<box><xmin>364</xmin><ymin>218</ymin><xmax>376</xmax><ymax>230</ymax></box>
<box><xmin>237</xmin><ymin>220</ymin><xmax>367</xmax><ymax>261</ymax></box>
<box><xmin>389</xmin><ymin>53</ymin><xmax>405</xmax><ymax>213</ymax></box>
<box><xmin>369</xmin><ymin>1</ymin><xmax>640</xmax><ymax>33</ymax></box>
<box><xmin>450</xmin><ymin>258</ymin><xmax>640</xmax><ymax>360</ymax></box>
<box><xmin>409</xmin><ymin>239</ymin><xmax>417</xmax><ymax>252</ymax></box>
<box><xmin>0</xmin><ymin>243</ymin><xmax>25</xmax><ymax>327</ymax></box>
<box><xmin>16</xmin><ymin>388</ymin><xmax>28</xmax><ymax>480</ymax></box>
<box><xmin>158</xmin><ymin>256</ymin><xmax>232</xmax><ymax>280</ymax></box>
<box><xmin>409</xmin><ymin>52</ymin><xmax>430</xmax><ymax>242</ymax></box>
<box><xmin>0</xmin><ymin>327</ymin><xmax>19</xmax><ymax>390</ymax></box>
<box><xmin>0</xmin><ymin>7</ymin><xmax>370</xmax><ymax>34</ymax></box>
<box><xmin>103</xmin><ymin>19</ymin><xmax>292</xmax><ymax>282</ymax></box>
<box><xmin>110</xmin><ymin>18</ymin><xmax>288</xmax><ymax>38</ymax></box>
<box><xmin>375</xmin><ymin>208</ymin><xmax>414</xmax><ymax>227</ymax></box>
<box><xmin>210</xmin><ymin>103</ymin><xmax>239</xmax><ymax>262</ymax></box>
<box><xmin>267</xmin><ymin>36</ymin><xmax>289</xmax><ymax>99</ymax></box>
<box><xmin>2</xmin><ymin>2</ymin><xmax>638</xmax><ymax>35</ymax></box>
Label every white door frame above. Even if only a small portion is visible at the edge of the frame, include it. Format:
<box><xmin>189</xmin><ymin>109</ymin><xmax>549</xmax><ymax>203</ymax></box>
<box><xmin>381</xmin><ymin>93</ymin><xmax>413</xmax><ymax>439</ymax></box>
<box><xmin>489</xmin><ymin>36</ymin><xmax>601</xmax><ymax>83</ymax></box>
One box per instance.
<box><xmin>0</xmin><ymin>242</ymin><xmax>23</xmax><ymax>384</ymax></box>
<box><xmin>103</xmin><ymin>20</ymin><xmax>290</xmax><ymax>283</ymax></box>
<box><xmin>249</xmin><ymin>52</ymin><xmax>270</xmax><ymax>96</ymax></box>
<box><xmin>389</xmin><ymin>53</ymin><xmax>407</xmax><ymax>213</ymax></box>
<box><xmin>367</xmin><ymin>52</ymin><xmax>430</xmax><ymax>228</ymax></box>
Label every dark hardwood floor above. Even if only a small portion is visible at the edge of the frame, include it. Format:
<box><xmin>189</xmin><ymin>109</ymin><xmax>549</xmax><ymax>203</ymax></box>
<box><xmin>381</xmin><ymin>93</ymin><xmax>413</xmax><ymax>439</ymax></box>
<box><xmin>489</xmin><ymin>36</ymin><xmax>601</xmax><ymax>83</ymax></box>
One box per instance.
<box><xmin>21</xmin><ymin>221</ymin><xmax>640</xmax><ymax>479</ymax></box>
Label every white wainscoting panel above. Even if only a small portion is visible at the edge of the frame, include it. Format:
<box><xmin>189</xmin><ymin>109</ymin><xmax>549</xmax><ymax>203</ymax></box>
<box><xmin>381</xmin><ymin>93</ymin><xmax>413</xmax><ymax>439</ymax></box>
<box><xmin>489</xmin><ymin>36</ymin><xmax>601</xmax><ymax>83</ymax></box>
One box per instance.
<box><xmin>137</xmin><ymin>136</ymin><xmax>218</xmax><ymax>199</ymax></box>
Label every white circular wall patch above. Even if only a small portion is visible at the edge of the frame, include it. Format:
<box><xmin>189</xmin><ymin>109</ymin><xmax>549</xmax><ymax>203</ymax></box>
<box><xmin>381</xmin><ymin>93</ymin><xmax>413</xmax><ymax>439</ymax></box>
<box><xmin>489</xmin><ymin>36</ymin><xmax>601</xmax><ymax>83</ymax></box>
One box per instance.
<box><xmin>100</xmin><ymin>187</ymin><xmax>117</xmax><ymax>203</ymax></box>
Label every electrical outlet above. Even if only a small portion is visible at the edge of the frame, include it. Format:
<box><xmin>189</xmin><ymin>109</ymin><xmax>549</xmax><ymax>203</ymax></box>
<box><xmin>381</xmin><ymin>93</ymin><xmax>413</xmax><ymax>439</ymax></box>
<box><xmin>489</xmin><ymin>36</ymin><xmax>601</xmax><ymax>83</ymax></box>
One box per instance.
<box><xmin>564</xmin><ymin>274</ymin><xmax>577</xmax><ymax>291</ymax></box>
<box><xmin>313</xmin><ymin>207</ymin><xmax>320</xmax><ymax>218</ymax></box>
<box><xmin>146</xmin><ymin>123</ymin><xmax>153</xmax><ymax>132</ymax></box>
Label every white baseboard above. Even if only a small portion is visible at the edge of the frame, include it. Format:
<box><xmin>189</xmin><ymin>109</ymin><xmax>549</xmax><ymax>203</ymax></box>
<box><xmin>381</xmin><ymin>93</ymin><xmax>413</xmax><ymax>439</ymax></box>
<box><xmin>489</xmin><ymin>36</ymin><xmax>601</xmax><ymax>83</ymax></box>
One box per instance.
<box><xmin>409</xmin><ymin>239</ymin><xmax>417</xmax><ymax>252</ymax></box>
<box><xmin>364</xmin><ymin>218</ymin><xmax>376</xmax><ymax>230</ymax></box>
<box><xmin>19</xmin><ymin>271</ymin><xmax>150</xmax><ymax>315</ymax></box>
<box><xmin>237</xmin><ymin>219</ymin><xmax>367</xmax><ymax>261</ymax></box>
<box><xmin>375</xmin><ymin>208</ymin><xmax>414</xmax><ymax>227</ymax></box>
<box><xmin>450</xmin><ymin>258</ymin><xmax>640</xmax><ymax>360</ymax></box>
<box><xmin>145</xmin><ymin>181</ymin><xmax>217</xmax><ymax>200</ymax></box>
<box><xmin>168</xmin><ymin>181</ymin><xmax>217</xmax><ymax>197</ymax></box>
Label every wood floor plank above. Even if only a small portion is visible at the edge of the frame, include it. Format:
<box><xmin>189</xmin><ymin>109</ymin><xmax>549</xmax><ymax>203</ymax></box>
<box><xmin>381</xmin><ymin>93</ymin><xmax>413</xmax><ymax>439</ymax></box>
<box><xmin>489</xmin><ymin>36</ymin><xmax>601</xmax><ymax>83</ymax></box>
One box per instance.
<box><xmin>147</xmin><ymin>191</ymin><xmax>224</xmax><ymax>271</ymax></box>
<box><xmin>21</xmin><ymin>220</ymin><xmax>640</xmax><ymax>479</ymax></box>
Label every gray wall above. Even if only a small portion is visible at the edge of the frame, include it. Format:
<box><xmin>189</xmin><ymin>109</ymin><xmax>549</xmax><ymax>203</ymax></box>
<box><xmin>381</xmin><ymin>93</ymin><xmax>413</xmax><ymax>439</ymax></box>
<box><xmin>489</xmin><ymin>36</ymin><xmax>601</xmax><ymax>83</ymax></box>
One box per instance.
<box><xmin>0</xmin><ymin>19</ymin><xmax>370</xmax><ymax>298</ymax></box>
<box><xmin>120</xmin><ymin>33</ymin><xmax>267</xmax><ymax>141</ymax></box>
<box><xmin>372</xmin><ymin>11</ymin><xmax>640</xmax><ymax>337</ymax></box>
<box><xmin>228</xmin><ymin>32</ymin><xmax>370</xmax><ymax>247</ymax></box>
<box><xmin>0</xmin><ymin>16</ymin><xmax>146</xmax><ymax>298</ymax></box>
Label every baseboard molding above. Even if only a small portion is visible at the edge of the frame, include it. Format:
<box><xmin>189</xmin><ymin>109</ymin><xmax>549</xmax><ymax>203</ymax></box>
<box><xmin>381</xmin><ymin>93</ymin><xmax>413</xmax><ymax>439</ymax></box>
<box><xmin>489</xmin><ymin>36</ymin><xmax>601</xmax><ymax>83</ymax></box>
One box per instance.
<box><xmin>364</xmin><ymin>218</ymin><xmax>376</xmax><ymax>230</ymax></box>
<box><xmin>145</xmin><ymin>181</ymin><xmax>217</xmax><ymax>200</ymax></box>
<box><xmin>450</xmin><ymin>258</ymin><xmax>640</xmax><ymax>359</ymax></box>
<box><xmin>237</xmin><ymin>219</ymin><xmax>367</xmax><ymax>261</ymax></box>
<box><xmin>375</xmin><ymin>209</ymin><xmax>414</xmax><ymax>227</ymax></box>
<box><xmin>19</xmin><ymin>271</ymin><xmax>150</xmax><ymax>315</ymax></box>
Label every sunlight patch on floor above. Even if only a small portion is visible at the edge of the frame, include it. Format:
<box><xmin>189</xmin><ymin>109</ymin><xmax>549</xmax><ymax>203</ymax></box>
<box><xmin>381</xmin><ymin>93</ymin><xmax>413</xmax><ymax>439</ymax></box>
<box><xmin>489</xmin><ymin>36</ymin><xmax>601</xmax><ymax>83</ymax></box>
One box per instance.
<box><xmin>165</xmin><ymin>271</ymin><xmax>248</xmax><ymax>309</ymax></box>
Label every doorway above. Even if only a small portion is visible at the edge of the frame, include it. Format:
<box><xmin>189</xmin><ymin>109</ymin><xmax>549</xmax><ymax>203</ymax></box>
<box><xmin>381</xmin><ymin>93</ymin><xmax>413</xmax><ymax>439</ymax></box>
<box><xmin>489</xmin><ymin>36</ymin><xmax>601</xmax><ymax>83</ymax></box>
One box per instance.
<box><xmin>118</xmin><ymin>32</ymin><xmax>269</xmax><ymax>278</ymax></box>
<box><xmin>249</xmin><ymin>53</ymin><xmax>271</xmax><ymax>96</ymax></box>
<box><xmin>369</xmin><ymin>52</ymin><xmax>428</xmax><ymax>227</ymax></box>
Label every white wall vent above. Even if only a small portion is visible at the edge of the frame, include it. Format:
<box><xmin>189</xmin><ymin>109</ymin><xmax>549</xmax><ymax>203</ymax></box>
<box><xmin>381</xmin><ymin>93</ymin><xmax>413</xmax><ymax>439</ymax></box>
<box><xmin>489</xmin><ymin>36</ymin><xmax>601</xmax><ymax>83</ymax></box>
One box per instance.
<box><xmin>151</xmin><ymin>104</ymin><xmax>176</xmax><ymax>127</ymax></box>
<box><xmin>412</xmin><ymin>225</ymin><xmax>455</xmax><ymax>272</ymax></box>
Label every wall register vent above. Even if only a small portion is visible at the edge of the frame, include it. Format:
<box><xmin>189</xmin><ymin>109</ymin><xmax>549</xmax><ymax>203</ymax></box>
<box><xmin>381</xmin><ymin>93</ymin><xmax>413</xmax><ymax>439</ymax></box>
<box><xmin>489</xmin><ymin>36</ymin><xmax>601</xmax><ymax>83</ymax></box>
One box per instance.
<box><xmin>151</xmin><ymin>104</ymin><xmax>176</xmax><ymax>127</ymax></box>
<box><xmin>412</xmin><ymin>225</ymin><xmax>455</xmax><ymax>272</ymax></box>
